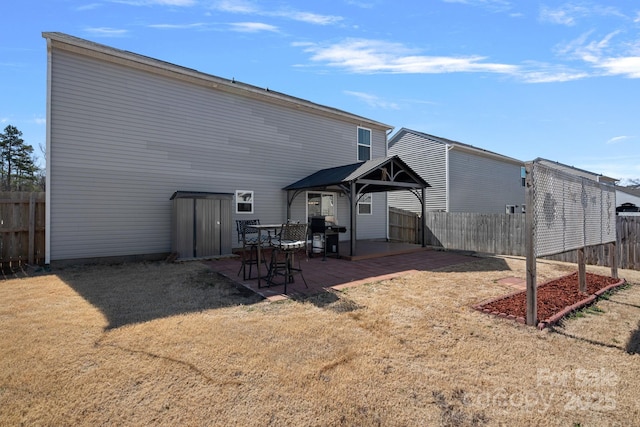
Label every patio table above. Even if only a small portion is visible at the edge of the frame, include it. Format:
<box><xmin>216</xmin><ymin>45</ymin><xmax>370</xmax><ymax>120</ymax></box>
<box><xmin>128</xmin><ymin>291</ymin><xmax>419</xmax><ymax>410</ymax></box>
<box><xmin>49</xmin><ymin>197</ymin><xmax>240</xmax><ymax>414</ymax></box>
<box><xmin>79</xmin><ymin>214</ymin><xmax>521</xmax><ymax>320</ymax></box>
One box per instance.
<box><xmin>247</xmin><ymin>223</ymin><xmax>284</xmax><ymax>287</ymax></box>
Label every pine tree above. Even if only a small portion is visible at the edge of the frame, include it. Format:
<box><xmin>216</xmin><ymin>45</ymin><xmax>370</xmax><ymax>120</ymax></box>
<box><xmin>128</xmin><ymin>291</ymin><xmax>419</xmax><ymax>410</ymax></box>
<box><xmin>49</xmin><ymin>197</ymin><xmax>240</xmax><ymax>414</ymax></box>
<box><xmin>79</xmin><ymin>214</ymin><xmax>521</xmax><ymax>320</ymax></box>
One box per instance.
<box><xmin>0</xmin><ymin>125</ymin><xmax>39</xmax><ymax>191</ymax></box>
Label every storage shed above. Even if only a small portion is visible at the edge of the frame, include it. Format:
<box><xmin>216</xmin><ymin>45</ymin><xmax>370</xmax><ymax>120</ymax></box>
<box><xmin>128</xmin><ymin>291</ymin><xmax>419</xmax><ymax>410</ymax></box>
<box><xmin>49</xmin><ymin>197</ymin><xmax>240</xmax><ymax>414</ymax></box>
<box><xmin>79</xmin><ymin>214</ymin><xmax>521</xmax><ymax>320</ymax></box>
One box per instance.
<box><xmin>170</xmin><ymin>192</ymin><xmax>233</xmax><ymax>259</ymax></box>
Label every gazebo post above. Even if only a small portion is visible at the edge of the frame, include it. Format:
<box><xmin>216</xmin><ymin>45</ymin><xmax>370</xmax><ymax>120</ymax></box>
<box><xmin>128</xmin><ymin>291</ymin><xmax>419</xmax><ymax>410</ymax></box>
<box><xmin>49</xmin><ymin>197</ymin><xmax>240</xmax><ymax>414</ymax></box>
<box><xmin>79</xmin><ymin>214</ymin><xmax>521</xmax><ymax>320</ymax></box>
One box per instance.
<box><xmin>421</xmin><ymin>187</ymin><xmax>427</xmax><ymax>247</ymax></box>
<box><xmin>350</xmin><ymin>181</ymin><xmax>357</xmax><ymax>257</ymax></box>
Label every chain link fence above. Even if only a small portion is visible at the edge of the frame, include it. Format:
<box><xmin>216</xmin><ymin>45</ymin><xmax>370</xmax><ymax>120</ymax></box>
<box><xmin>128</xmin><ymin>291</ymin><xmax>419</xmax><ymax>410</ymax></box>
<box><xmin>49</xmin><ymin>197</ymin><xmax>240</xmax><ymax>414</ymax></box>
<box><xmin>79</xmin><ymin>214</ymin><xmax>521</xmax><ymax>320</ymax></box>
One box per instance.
<box><xmin>530</xmin><ymin>161</ymin><xmax>616</xmax><ymax>258</ymax></box>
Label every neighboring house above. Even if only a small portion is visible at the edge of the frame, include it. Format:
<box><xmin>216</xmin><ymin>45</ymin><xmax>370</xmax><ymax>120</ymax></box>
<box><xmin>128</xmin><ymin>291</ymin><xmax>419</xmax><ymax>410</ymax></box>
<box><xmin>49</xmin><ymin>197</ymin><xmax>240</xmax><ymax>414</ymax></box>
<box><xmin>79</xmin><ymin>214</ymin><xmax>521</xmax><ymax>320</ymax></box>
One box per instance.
<box><xmin>387</xmin><ymin>128</ymin><xmax>525</xmax><ymax>214</ymax></box>
<box><xmin>533</xmin><ymin>158</ymin><xmax>633</xmax><ymax>213</ymax></box>
<box><xmin>534</xmin><ymin>158</ymin><xmax>618</xmax><ymax>185</ymax></box>
<box><xmin>616</xmin><ymin>186</ymin><xmax>640</xmax><ymax>214</ymax></box>
<box><xmin>43</xmin><ymin>32</ymin><xmax>408</xmax><ymax>264</ymax></box>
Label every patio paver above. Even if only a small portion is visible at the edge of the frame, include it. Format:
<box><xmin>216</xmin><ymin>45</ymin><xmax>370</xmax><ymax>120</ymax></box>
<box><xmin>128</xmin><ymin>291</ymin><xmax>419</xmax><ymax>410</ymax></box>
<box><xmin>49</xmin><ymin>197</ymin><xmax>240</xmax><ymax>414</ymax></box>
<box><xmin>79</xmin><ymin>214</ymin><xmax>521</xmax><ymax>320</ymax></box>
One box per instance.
<box><xmin>203</xmin><ymin>247</ymin><xmax>476</xmax><ymax>300</ymax></box>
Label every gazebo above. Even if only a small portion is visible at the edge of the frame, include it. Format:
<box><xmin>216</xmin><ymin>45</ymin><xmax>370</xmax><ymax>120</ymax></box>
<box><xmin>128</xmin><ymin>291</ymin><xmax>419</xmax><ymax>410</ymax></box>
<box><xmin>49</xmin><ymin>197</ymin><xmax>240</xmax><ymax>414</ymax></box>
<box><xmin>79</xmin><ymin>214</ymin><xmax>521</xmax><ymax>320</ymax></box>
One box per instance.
<box><xmin>283</xmin><ymin>155</ymin><xmax>430</xmax><ymax>257</ymax></box>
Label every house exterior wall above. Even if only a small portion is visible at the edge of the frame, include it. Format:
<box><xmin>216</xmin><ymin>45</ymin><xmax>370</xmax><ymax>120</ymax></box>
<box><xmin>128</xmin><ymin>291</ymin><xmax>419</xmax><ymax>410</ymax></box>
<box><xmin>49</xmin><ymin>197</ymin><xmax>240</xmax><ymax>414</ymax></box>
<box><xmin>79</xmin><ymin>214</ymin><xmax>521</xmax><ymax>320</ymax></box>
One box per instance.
<box><xmin>46</xmin><ymin>35</ymin><xmax>389</xmax><ymax>262</ymax></box>
<box><xmin>387</xmin><ymin>131</ymin><xmax>447</xmax><ymax>214</ymax></box>
<box><xmin>388</xmin><ymin>129</ymin><xmax>525</xmax><ymax>215</ymax></box>
<box><xmin>448</xmin><ymin>149</ymin><xmax>525</xmax><ymax>213</ymax></box>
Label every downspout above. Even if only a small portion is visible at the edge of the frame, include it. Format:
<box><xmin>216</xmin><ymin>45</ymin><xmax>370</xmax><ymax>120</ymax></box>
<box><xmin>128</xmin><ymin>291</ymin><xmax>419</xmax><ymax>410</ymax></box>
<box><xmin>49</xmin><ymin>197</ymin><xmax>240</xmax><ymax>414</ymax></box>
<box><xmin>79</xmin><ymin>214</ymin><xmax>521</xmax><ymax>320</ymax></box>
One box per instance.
<box><xmin>45</xmin><ymin>37</ymin><xmax>52</xmax><ymax>265</ymax></box>
<box><xmin>445</xmin><ymin>144</ymin><xmax>453</xmax><ymax>212</ymax></box>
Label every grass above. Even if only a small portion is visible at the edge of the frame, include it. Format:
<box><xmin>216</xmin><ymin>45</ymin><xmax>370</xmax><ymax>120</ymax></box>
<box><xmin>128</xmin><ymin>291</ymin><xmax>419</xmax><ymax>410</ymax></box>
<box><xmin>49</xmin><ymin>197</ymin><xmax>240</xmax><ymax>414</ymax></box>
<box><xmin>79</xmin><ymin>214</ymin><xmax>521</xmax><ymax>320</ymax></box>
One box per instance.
<box><xmin>1</xmin><ymin>256</ymin><xmax>639</xmax><ymax>426</ymax></box>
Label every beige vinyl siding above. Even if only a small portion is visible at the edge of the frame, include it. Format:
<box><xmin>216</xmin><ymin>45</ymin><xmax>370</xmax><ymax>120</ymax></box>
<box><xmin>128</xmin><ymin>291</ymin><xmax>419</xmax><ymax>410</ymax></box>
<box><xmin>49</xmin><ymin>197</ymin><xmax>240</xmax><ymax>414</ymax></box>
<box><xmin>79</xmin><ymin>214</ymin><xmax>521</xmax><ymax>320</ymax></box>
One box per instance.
<box><xmin>448</xmin><ymin>150</ymin><xmax>525</xmax><ymax>213</ymax></box>
<box><xmin>48</xmin><ymin>46</ymin><xmax>388</xmax><ymax>261</ymax></box>
<box><xmin>388</xmin><ymin>132</ymin><xmax>447</xmax><ymax>214</ymax></box>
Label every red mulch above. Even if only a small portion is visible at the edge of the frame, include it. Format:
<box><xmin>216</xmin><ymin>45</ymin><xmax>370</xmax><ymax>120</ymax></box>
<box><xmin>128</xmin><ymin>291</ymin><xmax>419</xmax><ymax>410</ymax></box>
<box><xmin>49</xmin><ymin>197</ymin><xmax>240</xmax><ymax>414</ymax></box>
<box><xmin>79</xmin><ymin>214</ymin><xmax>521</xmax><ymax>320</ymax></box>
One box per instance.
<box><xmin>478</xmin><ymin>272</ymin><xmax>622</xmax><ymax>322</ymax></box>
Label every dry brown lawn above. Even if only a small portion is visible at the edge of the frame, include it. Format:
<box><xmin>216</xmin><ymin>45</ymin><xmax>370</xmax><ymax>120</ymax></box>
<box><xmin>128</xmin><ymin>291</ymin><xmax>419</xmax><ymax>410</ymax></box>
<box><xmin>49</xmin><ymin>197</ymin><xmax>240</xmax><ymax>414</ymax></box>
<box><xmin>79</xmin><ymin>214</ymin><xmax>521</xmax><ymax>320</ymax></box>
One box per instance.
<box><xmin>1</xmin><ymin>256</ymin><xmax>639</xmax><ymax>426</ymax></box>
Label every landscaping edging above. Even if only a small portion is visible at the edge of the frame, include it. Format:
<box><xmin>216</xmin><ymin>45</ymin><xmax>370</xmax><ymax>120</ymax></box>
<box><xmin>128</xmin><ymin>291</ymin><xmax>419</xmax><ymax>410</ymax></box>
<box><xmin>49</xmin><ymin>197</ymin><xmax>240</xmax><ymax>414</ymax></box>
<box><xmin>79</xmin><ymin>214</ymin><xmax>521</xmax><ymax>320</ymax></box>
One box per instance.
<box><xmin>473</xmin><ymin>274</ymin><xmax>627</xmax><ymax>330</ymax></box>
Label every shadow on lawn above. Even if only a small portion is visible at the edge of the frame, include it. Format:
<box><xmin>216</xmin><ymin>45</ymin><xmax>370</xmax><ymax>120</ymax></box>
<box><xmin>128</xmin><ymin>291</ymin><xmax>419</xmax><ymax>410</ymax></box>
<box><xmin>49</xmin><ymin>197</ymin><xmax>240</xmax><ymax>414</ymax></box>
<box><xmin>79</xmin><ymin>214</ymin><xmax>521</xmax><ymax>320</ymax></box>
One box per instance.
<box><xmin>55</xmin><ymin>262</ymin><xmax>263</xmax><ymax>330</ymax></box>
<box><xmin>431</xmin><ymin>254</ymin><xmax>512</xmax><ymax>274</ymax></box>
<box><xmin>626</xmin><ymin>321</ymin><xmax>640</xmax><ymax>354</ymax></box>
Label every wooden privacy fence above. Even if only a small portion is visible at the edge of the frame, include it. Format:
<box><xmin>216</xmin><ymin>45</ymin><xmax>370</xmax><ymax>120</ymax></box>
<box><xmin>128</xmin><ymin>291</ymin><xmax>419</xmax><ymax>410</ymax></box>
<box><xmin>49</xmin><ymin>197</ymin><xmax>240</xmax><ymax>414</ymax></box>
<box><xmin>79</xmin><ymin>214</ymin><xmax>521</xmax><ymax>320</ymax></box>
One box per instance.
<box><xmin>545</xmin><ymin>216</ymin><xmax>639</xmax><ymax>270</ymax></box>
<box><xmin>389</xmin><ymin>207</ymin><xmax>421</xmax><ymax>243</ymax></box>
<box><xmin>422</xmin><ymin>211</ymin><xmax>526</xmax><ymax>256</ymax></box>
<box><xmin>0</xmin><ymin>192</ymin><xmax>45</xmax><ymax>269</ymax></box>
<box><xmin>389</xmin><ymin>209</ymin><xmax>640</xmax><ymax>270</ymax></box>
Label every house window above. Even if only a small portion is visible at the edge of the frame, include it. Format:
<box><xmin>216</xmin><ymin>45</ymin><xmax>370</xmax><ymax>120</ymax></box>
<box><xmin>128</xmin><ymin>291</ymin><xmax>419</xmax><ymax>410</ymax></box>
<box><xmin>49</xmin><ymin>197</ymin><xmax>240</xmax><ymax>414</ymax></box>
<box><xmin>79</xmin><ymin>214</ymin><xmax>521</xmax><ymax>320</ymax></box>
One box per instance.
<box><xmin>357</xmin><ymin>127</ymin><xmax>371</xmax><ymax>161</ymax></box>
<box><xmin>235</xmin><ymin>190</ymin><xmax>254</xmax><ymax>214</ymax></box>
<box><xmin>521</xmin><ymin>167</ymin><xmax>526</xmax><ymax>187</ymax></box>
<box><xmin>505</xmin><ymin>205</ymin><xmax>517</xmax><ymax>214</ymax></box>
<box><xmin>358</xmin><ymin>193</ymin><xmax>372</xmax><ymax>215</ymax></box>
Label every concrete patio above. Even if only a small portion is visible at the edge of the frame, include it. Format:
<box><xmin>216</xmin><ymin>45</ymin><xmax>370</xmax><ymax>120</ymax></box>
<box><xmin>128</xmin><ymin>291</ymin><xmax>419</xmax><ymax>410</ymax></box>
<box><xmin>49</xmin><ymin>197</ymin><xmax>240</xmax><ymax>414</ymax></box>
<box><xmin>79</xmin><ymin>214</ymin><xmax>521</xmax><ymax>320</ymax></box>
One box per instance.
<box><xmin>204</xmin><ymin>241</ymin><xmax>477</xmax><ymax>301</ymax></box>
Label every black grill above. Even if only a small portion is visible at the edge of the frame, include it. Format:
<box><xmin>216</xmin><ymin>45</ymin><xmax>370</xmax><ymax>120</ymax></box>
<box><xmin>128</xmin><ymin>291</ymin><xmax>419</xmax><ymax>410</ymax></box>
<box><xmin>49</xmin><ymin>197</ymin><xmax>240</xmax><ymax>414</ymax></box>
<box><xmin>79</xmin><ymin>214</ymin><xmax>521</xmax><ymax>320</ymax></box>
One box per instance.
<box><xmin>310</xmin><ymin>216</ymin><xmax>346</xmax><ymax>259</ymax></box>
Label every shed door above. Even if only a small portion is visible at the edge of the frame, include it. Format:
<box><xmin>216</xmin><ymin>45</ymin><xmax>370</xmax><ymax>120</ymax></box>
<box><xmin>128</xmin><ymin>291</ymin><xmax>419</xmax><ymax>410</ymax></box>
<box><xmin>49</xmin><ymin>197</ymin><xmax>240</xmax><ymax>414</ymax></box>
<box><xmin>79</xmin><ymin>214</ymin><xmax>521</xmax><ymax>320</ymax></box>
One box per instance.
<box><xmin>194</xmin><ymin>198</ymin><xmax>232</xmax><ymax>257</ymax></box>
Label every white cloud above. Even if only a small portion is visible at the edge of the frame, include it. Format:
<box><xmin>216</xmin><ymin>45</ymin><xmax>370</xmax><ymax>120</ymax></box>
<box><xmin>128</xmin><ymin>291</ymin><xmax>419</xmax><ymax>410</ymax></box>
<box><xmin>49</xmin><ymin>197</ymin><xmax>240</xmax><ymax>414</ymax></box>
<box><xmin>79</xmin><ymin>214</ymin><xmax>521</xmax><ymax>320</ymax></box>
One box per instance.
<box><xmin>539</xmin><ymin>5</ymin><xmax>582</xmax><ymax>26</ymax></box>
<box><xmin>300</xmin><ymin>38</ymin><xmax>517</xmax><ymax>75</ymax></box>
<box><xmin>606</xmin><ymin>135</ymin><xmax>633</xmax><ymax>144</ymax></box>
<box><xmin>211</xmin><ymin>0</ymin><xmax>342</xmax><ymax>25</ymax></box>
<box><xmin>213</xmin><ymin>0</ymin><xmax>258</xmax><ymax>14</ymax></box>
<box><xmin>84</xmin><ymin>27</ymin><xmax>129</xmax><ymax>37</ymax></box>
<box><xmin>598</xmin><ymin>56</ymin><xmax>640</xmax><ymax>78</ymax></box>
<box><xmin>76</xmin><ymin>3</ymin><xmax>102</xmax><ymax>11</ymax></box>
<box><xmin>229</xmin><ymin>22</ymin><xmax>279</xmax><ymax>33</ymax></box>
<box><xmin>556</xmin><ymin>31</ymin><xmax>640</xmax><ymax>78</ymax></box>
<box><xmin>156</xmin><ymin>0</ymin><xmax>196</xmax><ymax>5</ymax></box>
<box><xmin>148</xmin><ymin>22</ymin><xmax>207</xmax><ymax>29</ymax></box>
<box><xmin>539</xmin><ymin>3</ymin><xmax>623</xmax><ymax>26</ymax></box>
<box><xmin>112</xmin><ymin>0</ymin><xmax>196</xmax><ymax>5</ymax></box>
<box><xmin>441</xmin><ymin>0</ymin><xmax>511</xmax><ymax>10</ymax></box>
<box><xmin>346</xmin><ymin>0</ymin><xmax>376</xmax><ymax>9</ymax></box>
<box><xmin>344</xmin><ymin>91</ymin><xmax>399</xmax><ymax>109</ymax></box>
<box><xmin>518</xmin><ymin>69</ymin><xmax>589</xmax><ymax>83</ymax></box>
<box><xmin>283</xmin><ymin>11</ymin><xmax>342</xmax><ymax>25</ymax></box>
<box><xmin>516</xmin><ymin>60</ymin><xmax>590</xmax><ymax>82</ymax></box>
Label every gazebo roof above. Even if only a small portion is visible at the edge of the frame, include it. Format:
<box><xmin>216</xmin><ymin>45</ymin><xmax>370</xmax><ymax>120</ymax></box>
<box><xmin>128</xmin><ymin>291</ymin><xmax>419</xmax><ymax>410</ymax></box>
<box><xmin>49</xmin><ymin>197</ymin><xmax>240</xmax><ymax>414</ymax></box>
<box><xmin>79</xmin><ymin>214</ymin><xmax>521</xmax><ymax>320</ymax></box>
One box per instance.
<box><xmin>283</xmin><ymin>155</ymin><xmax>429</xmax><ymax>194</ymax></box>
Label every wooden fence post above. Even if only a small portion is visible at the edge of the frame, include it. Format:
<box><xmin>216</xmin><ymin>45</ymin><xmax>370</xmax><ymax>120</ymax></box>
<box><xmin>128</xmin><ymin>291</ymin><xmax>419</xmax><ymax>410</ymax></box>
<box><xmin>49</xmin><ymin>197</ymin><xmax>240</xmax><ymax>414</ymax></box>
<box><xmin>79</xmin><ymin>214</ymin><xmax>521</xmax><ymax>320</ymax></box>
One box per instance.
<box><xmin>610</xmin><ymin>241</ymin><xmax>618</xmax><ymax>279</ymax></box>
<box><xmin>578</xmin><ymin>247</ymin><xmax>586</xmax><ymax>293</ymax></box>
<box><xmin>525</xmin><ymin>162</ymin><xmax>537</xmax><ymax>326</ymax></box>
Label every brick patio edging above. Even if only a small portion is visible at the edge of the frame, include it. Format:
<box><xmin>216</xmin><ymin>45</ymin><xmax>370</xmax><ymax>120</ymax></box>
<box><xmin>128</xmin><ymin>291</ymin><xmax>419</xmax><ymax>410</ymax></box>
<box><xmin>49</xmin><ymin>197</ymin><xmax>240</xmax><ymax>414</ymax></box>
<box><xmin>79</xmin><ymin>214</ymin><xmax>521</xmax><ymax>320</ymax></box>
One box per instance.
<box><xmin>472</xmin><ymin>273</ymin><xmax>627</xmax><ymax>330</ymax></box>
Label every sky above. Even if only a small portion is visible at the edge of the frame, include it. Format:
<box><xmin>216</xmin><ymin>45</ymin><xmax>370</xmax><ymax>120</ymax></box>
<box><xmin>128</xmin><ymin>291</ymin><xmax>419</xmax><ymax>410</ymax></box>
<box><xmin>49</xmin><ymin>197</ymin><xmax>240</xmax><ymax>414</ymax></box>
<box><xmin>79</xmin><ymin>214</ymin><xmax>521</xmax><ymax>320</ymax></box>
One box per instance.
<box><xmin>2</xmin><ymin>0</ymin><xmax>639</xmax><ymax>184</ymax></box>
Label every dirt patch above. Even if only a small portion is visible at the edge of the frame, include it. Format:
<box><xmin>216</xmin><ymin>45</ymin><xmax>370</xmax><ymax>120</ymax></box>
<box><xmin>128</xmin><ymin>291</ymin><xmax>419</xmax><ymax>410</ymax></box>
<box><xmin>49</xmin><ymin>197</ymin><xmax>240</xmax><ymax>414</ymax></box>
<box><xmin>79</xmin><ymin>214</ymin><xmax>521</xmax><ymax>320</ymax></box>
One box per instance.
<box><xmin>475</xmin><ymin>272</ymin><xmax>625</xmax><ymax>327</ymax></box>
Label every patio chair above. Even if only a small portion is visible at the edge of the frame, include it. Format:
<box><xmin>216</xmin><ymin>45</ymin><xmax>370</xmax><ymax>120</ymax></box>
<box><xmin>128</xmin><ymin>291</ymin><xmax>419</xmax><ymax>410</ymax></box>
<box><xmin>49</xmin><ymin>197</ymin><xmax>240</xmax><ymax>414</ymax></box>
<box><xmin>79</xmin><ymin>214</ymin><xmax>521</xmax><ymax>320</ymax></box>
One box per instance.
<box><xmin>266</xmin><ymin>222</ymin><xmax>308</xmax><ymax>293</ymax></box>
<box><xmin>236</xmin><ymin>219</ymin><xmax>268</xmax><ymax>280</ymax></box>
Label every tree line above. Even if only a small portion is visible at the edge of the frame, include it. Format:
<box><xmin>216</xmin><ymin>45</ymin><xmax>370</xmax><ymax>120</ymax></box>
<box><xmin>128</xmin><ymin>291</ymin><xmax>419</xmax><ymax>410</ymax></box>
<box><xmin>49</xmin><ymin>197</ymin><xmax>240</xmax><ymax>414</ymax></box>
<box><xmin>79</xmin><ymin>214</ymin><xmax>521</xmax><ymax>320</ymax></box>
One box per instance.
<box><xmin>0</xmin><ymin>125</ymin><xmax>44</xmax><ymax>192</ymax></box>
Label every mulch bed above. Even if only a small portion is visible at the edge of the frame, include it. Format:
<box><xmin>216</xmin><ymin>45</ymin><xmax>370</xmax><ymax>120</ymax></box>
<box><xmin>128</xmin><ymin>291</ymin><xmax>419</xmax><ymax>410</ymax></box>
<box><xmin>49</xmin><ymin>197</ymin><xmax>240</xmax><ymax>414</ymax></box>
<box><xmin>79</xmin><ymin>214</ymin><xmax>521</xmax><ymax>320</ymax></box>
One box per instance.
<box><xmin>474</xmin><ymin>272</ymin><xmax>626</xmax><ymax>329</ymax></box>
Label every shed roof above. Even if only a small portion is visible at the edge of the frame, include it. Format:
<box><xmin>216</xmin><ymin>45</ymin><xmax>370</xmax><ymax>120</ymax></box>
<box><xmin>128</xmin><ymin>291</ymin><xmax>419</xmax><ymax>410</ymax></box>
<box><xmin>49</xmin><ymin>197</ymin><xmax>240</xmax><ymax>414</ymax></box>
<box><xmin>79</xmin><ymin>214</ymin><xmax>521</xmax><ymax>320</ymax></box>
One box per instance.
<box><xmin>170</xmin><ymin>191</ymin><xmax>233</xmax><ymax>200</ymax></box>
